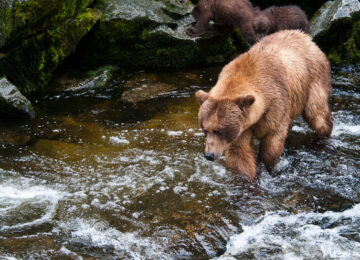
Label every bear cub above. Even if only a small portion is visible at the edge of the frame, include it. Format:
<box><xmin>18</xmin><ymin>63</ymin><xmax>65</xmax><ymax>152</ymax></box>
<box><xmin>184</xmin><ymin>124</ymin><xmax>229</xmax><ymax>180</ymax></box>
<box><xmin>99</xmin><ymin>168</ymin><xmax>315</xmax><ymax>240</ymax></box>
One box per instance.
<box><xmin>185</xmin><ymin>0</ymin><xmax>257</xmax><ymax>45</ymax></box>
<box><xmin>196</xmin><ymin>30</ymin><xmax>333</xmax><ymax>180</ymax></box>
<box><xmin>253</xmin><ymin>5</ymin><xmax>310</xmax><ymax>41</ymax></box>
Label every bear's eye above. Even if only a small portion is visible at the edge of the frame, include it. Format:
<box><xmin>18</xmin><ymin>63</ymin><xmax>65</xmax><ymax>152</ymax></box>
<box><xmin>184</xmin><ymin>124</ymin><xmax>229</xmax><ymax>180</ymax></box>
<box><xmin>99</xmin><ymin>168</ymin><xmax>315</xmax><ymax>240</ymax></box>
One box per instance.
<box><xmin>213</xmin><ymin>130</ymin><xmax>222</xmax><ymax>136</ymax></box>
<box><xmin>203</xmin><ymin>130</ymin><xmax>208</xmax><ymax>136</ymax></box>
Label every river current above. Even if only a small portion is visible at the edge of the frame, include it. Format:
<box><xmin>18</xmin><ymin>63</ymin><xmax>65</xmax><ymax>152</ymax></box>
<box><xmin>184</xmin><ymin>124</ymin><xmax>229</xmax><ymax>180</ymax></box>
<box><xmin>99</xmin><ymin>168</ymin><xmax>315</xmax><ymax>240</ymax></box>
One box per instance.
<box><xmin>0</xmin><ymin>65</ymin><xmax>359</xmax><ymax>259</ymax></box>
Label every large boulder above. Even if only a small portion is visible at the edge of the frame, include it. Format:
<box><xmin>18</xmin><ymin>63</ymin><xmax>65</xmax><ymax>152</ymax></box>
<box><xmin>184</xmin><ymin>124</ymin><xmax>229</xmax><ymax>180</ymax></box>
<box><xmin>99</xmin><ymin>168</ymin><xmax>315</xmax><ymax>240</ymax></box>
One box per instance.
<box><xmin>310</xmin><ymin>0</ymin><xmax>360</xmax><ymax>65</ymax></box>
<box><xmin>0</xmin><ymin>0</ymin><xmax>101</xmax><ymax>94</ymax></box>
<box><xmin>0</xmin><ymin>0</ymin><xmax>95</xmax><ymax>49</ymax></box>
<box><xmin>0</xmin><ymin>9</ymin><xmax>101</xmax><ymax>94</ymax></box>
<box><xmin>0</xmin><ymin>77</ymin><xmax>35</xmax><ymax>118</ymax></box>
<box><xmin>68</xmin><ymin>0</ymin><xmax>238</xmax><ymax>69</ymax></box>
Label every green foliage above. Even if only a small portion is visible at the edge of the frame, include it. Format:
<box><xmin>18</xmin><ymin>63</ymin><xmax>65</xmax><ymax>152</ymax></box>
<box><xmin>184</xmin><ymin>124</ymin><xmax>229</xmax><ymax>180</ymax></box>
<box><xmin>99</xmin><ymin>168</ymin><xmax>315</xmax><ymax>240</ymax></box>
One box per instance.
<box><xmin>315</xmin><ymin>17</ymin><xmax>360</xmax><ymax>65</ymax></box>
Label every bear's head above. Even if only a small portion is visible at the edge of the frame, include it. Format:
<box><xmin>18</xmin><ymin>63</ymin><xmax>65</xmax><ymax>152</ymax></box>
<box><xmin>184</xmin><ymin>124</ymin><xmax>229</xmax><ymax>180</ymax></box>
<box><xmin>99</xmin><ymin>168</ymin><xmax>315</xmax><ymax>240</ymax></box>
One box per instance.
<box><xmin>195</xmin><ymin>90</ymin><xmax>255</xmax><ymax>161</ymax></box>
<box><xmin>253</xmin><ymin>15</ymin><xmax>270</xmax><ymax>40</ymax></box>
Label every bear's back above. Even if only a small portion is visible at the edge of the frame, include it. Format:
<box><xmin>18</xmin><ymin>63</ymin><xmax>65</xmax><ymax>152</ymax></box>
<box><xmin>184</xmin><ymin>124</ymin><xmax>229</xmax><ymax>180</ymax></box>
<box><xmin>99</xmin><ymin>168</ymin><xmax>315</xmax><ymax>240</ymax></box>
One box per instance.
<box><xmin>250</xmin><ymin>30</ymin><xmax>331</xmax><ymax>118</ymax></box>
<box><xmin>212</xmin><ymin>30</ymin><xmax>330</xmax><ymax>119</ymax></box>
<box><xmin>263</xmin><ymin>5</ymin><xmax>310</xmax><ymax>33</ymax></box>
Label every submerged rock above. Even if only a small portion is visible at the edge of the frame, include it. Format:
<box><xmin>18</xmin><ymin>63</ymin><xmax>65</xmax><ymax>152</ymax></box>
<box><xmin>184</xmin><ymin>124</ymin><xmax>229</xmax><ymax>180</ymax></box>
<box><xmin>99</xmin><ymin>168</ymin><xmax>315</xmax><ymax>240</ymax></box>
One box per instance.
<box><xmin>311</xmin><ymin>0</ymin><xmax>360</xmax><ymax>64</ymax></box>
<box><xmin>122</xmin><ymin>82</ymin><xmax>177</xmax><ymax>103</ymax></box>
<box><xmin>121</xmin><ymin>72</ymin><xmax>177</xmax><ymax>103</ymax></box>
<box><xmin>0</xmin><ymin>78</ymin><xmax>35</xmax><ymax>118</ymax></box>
<box><xmin>70</xmin><ymin>0</ymin><xmax>238</xmax><ymax>69</ymax></box>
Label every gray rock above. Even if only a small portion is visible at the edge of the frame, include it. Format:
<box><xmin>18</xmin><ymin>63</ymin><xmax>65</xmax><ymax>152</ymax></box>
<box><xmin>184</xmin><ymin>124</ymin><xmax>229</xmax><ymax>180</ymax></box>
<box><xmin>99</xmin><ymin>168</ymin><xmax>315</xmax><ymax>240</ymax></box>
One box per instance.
<box><xmin>65</xmin><ymin>70</ymin><xmax>113</xmax><ymax>93</ymax></box>
<box><xmin>0</xmin><ymin>78</ymin><xmax>35</xmax><ymax>118</ymax></box>
<box><xmin>74</xmin><ymin>0</ymin><xmax>238</xmax><ymax>68</ymax></box>
<box><xmin>101</xmin><ymin>0</ymin><xmax>207</xmax><ymax>40</ymax></box>
<box><xmin>310</xmin><ymin>0</ymin><xmax>360</xmax><ymax>38</ymax></box>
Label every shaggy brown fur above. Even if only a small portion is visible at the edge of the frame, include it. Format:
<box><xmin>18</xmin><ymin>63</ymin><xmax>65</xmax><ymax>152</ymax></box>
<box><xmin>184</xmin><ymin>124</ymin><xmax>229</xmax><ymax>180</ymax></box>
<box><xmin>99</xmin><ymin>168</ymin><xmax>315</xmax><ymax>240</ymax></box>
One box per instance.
<box><xmin>196</xmin><ymin>30</ymin><xmax>333</xmax><ymax>180</ymax></box>
<box><xmin>186</xmin><ymin>0</ymin><xmax>257</xmax><ymax>45</ymax></box>
<box><xmin>253</xmin><ymin>5</ymin><xmax>310</xmax><ymax>41</ymax></box>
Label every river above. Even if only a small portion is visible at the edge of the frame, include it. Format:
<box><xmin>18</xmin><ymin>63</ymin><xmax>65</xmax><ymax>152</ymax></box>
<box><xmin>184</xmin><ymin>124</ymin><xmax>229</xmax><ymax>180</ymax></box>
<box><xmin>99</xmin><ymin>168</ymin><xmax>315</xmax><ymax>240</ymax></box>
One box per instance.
<box><xmin>0</xmin><ymin>65</ymin><xmax>359</xmax><ymax>259</ymax></box>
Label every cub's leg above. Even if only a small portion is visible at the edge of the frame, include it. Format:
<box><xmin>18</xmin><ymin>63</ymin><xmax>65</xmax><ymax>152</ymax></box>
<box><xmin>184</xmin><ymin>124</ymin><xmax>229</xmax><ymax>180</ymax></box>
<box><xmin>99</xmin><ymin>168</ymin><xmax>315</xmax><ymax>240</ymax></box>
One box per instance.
<box><xmin>259</xmin><ymin>128</ymin><xmax>288</xmax><ymax>173</ymax></box>
<box><xmin>235</xmin><ymin>18</ymin><xmax>257</xmax><ymax>46</ymax></box>
<box><xmin>225</xmin><ymin>130</ymin><xmax>257</xmax><ymax>180</ymax></box>
<box><xmin>303</xmin><ymin>81</ymin><xmax>333</xmax><ymax>137</ymax></box>
<box><xmin>186</xmin><ymin>11</ymin><xmax>212</xmax><ymax>37</ymax></box>
<box><xmin>192</xmin><ymin>6</ymin><xmax>200</xmax><ymax>21</ymax></box>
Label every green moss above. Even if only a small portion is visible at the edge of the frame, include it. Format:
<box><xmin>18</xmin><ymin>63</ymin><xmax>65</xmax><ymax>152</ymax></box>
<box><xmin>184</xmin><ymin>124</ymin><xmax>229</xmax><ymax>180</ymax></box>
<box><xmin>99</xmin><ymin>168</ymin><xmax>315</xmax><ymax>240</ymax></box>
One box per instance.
<box><xmin>1</xmin><ymin>8</ymin><xmax>101</xmax><ymax>93</ymax></box>
<box><xmin>0</xmin><ymin>0</ymin><xmax>95</xmax><ymax>49</ymax></box>
<box><xmin>324</xmin><ymin>18</ymin><xmax>360</xmax><ymax>65</ymax></box>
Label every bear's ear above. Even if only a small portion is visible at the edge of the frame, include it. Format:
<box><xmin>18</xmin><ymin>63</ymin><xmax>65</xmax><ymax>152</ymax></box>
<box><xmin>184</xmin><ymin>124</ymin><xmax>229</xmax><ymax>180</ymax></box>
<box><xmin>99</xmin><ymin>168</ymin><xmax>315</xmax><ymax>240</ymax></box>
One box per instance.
<box><xmin>235</xmin><ymin>95</ymin><xmax>255</xmax><ymax>109</ymax></box>
<box><xmin>195</xmin><ymin>90</ymin><xmax>209</xmax><ymax>105</ymax></box>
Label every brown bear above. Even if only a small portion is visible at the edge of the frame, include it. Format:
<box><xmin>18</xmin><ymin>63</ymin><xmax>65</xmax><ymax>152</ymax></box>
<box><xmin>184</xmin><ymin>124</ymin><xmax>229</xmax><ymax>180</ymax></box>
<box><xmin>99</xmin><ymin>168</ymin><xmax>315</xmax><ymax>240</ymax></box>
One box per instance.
<box><xmin>185</xmin><ymin>0</ymin><xmax>257</xmax><ymax>45</ymax></box>
<box><xmin>253</xmin><ymin>5</ymin><xmax>310</xmax><ymax>41</ymax></box>
<box><xmin>195</xmin><ymin>30</ymin><xmax>333</xmax><ymax>180</ymax></box>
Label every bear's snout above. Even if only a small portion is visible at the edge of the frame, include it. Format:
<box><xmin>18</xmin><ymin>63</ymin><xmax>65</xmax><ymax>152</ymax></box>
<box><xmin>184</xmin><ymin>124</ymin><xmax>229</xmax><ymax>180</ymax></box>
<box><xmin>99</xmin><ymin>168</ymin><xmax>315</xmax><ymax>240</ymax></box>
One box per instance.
<box><xmin>204</xmin><ymin>152</ymin><xmax>215</xmax><ymax>161</ymax></box>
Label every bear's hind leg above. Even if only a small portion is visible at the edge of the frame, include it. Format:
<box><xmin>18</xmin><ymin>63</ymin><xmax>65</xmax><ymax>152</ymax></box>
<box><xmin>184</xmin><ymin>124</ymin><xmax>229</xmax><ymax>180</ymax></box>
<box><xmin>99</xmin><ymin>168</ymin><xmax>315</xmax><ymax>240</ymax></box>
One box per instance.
<box><xmin>303</xmin><ymin>82</ymin><xmax>333</xmax><ymax>138</ymax></box>
<box><xmin>259</xmin><ymin>130</ymin><xmax>287</xmax><ymax>173</ymax></box>
<box><xmin>225</xmin><ymin>130</ymin><xmax>257</xmax><ymax>180</ymax></box>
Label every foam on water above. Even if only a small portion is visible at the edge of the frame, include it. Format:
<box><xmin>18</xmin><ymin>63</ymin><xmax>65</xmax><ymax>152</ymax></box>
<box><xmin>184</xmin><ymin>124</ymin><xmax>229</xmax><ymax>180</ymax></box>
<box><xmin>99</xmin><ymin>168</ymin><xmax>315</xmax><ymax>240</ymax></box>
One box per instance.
<box><xmin>0</xmin><ymin>179</ymin><xmax>66</xmax><ymax>232</ymax></box>
<box><xmin>109</xmin><ymin>136</ymin><xmax>130</xmax><ymax>145</ymax></box>
<box><xmin>332</xmin><ymin>110</ymin><xmax>360</xmax><ymax>137</ymax></box>
<box><xmin>291</xmin><ymin>125</ymin><xmax>309</xmax><ymax>134</ymax></box>
<box><xmin>218</xmin><ymin>203</ymin><xmax>360</xmax><ymax>259</ymax></box>
<box><xmin>61</xmin><ymin>218</ymin><xmax>172</xmax><ymax>259</ymax></box>
<box><xmin>332</xmin><ymin>123</ymin><xmax>360</xmax><ymax>137</ymax></box>
<box><xmin>167</xmin><ymin>130</ymin><xmax>183</xmax><ymax>136</ymax></box>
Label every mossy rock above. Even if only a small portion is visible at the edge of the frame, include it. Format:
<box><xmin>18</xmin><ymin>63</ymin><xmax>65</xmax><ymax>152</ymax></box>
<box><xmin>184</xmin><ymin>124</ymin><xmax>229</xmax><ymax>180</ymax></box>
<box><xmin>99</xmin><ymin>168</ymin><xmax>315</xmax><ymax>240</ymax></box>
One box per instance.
<box><xmin>0</xmin><ymin>9</ymin><xmax>101</xmax><ymax>94</ymax></box>
<box><xmin>67</xmin><ymin>0</ymin><xmax>238</xmax><ymax>69</ymax></box>
<box><xmin>310</xmin><ymin>0</ymin><xmax>360</xmax><ymax>65</ymax></box>
<box><xmin>0</xmin><ymin>0</ymin><xmax>95</xmax><ymax>49</ymax></box>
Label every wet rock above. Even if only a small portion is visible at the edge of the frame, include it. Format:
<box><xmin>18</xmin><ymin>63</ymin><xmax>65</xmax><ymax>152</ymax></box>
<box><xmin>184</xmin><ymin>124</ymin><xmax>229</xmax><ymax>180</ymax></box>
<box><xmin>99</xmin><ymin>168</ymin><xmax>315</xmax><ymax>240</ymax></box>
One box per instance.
<box><xmin>62</xmin><ymin>68</ymin><xmax>115</xmax><ymax>93</ymax></box>
<box><xmin>0</xmin><ymin>128</ymin><xmax>31</xmax><ymax>146</ymax></box>
<box><xmin>311</xmin><ymin>0</ymin><xmax>360</xmax><ymax>64</ymax></box>
<box><xmin>38</xmin><ymin>66</ymin><xmax>119</xmax><ymax>98</ymax></box>
<box><xmin>70</xmin><ymin>0</ymin><xmax>238</xmax><ymax>69</ymax></box>
<box><xmin>0</xmin><ymin>78</ymin><xmax>35</xmax><ymax>118</ymax></box>
<box><xmin>283</xmin><ymin>188</ymin><xmax>355</xmax><ymax>214</ymax></box>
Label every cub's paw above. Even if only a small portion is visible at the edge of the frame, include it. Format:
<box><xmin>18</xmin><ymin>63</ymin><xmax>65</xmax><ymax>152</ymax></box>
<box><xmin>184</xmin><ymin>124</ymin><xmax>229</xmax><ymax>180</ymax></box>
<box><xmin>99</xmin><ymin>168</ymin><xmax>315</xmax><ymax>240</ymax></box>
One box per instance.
<box><xmin>185</xmin><ymin>27</ymin><xmax>197</xmax><ymax>37</ymax></box>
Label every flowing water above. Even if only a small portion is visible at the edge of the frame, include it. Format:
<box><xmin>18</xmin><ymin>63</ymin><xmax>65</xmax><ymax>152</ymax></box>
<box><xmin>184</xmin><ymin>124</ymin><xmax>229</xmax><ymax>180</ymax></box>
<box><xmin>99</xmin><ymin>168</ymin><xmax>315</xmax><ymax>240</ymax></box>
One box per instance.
<box><xmin>0</xmin><ymin>65</ymin><xmax>359</xmax><ymax>259</ymax></box>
